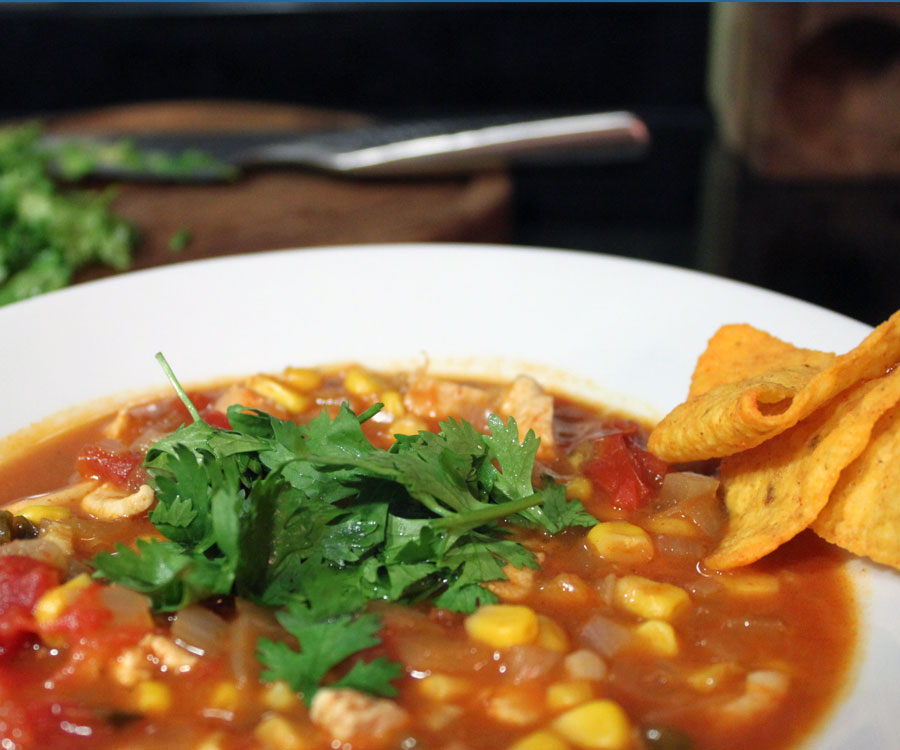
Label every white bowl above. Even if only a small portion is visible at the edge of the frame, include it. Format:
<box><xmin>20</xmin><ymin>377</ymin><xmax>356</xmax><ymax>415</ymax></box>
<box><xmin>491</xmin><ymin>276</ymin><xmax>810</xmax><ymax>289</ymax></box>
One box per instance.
<box><xmin>0</xmin><ymin>243</ymin><xmax>896</xmax><ymax>748</ymax></box>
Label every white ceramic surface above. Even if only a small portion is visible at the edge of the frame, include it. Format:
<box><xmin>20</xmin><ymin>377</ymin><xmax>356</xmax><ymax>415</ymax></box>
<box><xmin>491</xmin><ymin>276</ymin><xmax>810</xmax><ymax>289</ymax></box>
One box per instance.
<box><xmin>0</xmin><ymin>243</ymin><xmax>896</xmax><ymax>748</ymax></box>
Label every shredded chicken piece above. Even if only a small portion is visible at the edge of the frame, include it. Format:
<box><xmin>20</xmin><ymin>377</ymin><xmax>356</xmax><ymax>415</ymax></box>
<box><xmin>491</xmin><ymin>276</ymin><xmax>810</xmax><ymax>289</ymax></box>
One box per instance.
<box><xmin>140</xmin><ymin>634</ymin><xmax>198</xmax><ymax>673</ymax></box>
<box><xmin>484</xmin><ymin>686</ymin><xmax>542</xmax><ymax>726</ymax></box>
<box><xmin>718</xmin><ymin>669</ymin><xmax>789</xmax><ymax>721</ymax></box>
<box><xmin>111</xmin><ymin>646</ymin><xmax>152</xmax><ymax>687</ymax></box>
<box><xmin>81</xmin><ymin>483</ymin><xmax>155</xmax><ymax>520</ymax></box>
<box><xmin>497</xmin><ymin>375</ymin><xmax>555</xmax><ymax>456</ymax></box>
<box><xmin>485</xmin><ymin>564</ymin><xmax>536</xmax><ymax>602</ymax></box>
<box><xmin>103</xmin><ymin>408</ymin><xmax>132</xmax><ymax>441</ymax></box>
<box><xmin>404</xmin><ymin>376</ymin><xmax>491</xmax><ymax>424</ymax></box>
<box><xmin>310</xmin><ymin>688</ymin><xmax>409</xmax><ymax>743</ymax></box>
<box><xmin>213</xmin><ymin>385</ymin><xmax>288</xmax><ymax>419</ymax></box>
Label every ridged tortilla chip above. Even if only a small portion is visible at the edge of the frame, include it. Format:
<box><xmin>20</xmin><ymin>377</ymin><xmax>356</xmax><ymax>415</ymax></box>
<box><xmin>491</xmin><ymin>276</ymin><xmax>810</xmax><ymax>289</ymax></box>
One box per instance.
<box><xmin>649</xmin><ymin>309</ymin><xmax>900</xmax><ymax>461</ymax></box>
<box><xmin>705</xmin><ymin>367</ymin><xmax>900</xmax><ymax>570</ymax></box>
<box><xmin>813</xmin><ymin>403</ymin><xmax>900</xmax><ymax>570</ymax></box>
<box><xmin>688</xmin><ymin>324</ymin><xmax>835</xmax><ymax>399</ymax></box>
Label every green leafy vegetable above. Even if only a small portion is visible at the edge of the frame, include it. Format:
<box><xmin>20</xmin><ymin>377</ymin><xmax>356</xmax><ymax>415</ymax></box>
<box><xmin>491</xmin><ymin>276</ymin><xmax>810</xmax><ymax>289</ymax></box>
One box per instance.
<box><xmin>93</xmin><ymin>354</ymin><xmax>596</xmax><ymax>703</ymax></box>
<box><xmin>168</xmin><ymin>227</ymin><xmax>192</xmax><ymax>253</ymax></box>
<box><xmin>51</xmin><ymin>138</ymin><xmax>238</xmax><ymax>182</ymax></box>
<box><xmin>0</xmin><ymin>123</ymin><xmax>137</xmax><ymax>305</ymax></box>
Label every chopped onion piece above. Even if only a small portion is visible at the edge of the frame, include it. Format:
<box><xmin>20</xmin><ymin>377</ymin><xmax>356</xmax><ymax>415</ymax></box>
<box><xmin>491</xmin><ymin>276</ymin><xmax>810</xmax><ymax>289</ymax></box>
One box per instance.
<box><xmin>501</xmin><ymin>645</ymin><xmax>561</xmax><ymax>683</ymax></box>
<box><xmin>230</xmin><ymin>599</ymin><xmax>286</xmax><ymax>685</ymax></box>
<box><xmin>171</xmin><ymin>604</ymin><xmax>229</xmax><ymax>658</ymax></box>
<box><xmin>657</xmin><ymin>536</ymin><xmax>706</xmax><ymax>558</ymax></box>
<box><xmin>657</xmin><ymin>472</ymin><xmax>720</xmax><ymax>507</ymax></box>
<box><xmin>655</xmin><ymin>472</ymin><xmax>725</xmax><ymax>538</ymax></box>
<box><xmin>100</xmin><ymin>584</ymin><xmax>152</xmax><ymax>629</ymax></box>
<box><xmin>564</xmin><ymin>649</ymin><xmax>608</xmax><ymax>681</ymax></box>
<box><xmin>580</xmin><ymin>613</ymin><xmax>635</xmax><ymax>658</ymax></box>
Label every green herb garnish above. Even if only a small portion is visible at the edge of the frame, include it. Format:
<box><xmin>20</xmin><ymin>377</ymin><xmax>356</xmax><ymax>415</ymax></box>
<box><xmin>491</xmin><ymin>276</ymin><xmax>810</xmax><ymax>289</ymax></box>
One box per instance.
<box><xmin>168</xmin><ymin>227</ymin><xmax>192</xmax><ymax>253</ymax></box>
<box><xmin>52</xmin><ymin>138</ymin><xmax>238</xmax><ymax>182</ymax></box>
<box><xmin>94</xmin><ymin>355</ymin><xmax>596</xmax><ymax>704</ymax></box>
<box><xmin>0</xmin><ymin>124</ymin><xmax>136</xmax><ymax>306</ymax></box>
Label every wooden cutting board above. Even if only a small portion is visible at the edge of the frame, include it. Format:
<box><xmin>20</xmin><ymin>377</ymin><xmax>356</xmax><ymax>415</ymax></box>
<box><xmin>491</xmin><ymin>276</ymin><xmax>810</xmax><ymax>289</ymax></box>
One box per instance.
<box><xmin>43</xmin><ymin>101</ymin><xmax>511</xmax><ymax>283</ymax></box>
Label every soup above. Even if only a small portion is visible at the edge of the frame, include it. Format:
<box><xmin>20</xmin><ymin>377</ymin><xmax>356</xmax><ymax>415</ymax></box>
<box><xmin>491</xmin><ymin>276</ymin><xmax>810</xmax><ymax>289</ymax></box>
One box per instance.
<box><xmin>0</xmin><ymin>363</ymin><xmax>856</xmax><ymax>750</ymax></box>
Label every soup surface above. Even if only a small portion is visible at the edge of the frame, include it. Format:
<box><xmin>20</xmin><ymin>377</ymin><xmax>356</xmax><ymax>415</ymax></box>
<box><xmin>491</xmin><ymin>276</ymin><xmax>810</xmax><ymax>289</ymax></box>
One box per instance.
<box><xmin>0</xmin><ymin>364</ymin><xmax>856</xmax><ymax>750</ymax></box>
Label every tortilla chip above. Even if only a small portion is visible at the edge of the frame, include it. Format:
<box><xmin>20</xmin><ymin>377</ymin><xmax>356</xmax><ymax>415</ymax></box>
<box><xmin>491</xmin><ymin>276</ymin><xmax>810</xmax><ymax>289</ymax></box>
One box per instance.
<box><xmin>649</xmin><ymin>309</ymin><xmax>900</xmax><ymax>461</ymax></box>
<box><xmin>688</xmin><ymin>324</ymin><xmax>835</xmax><ymax>399</ymax></box>
<box><xmin>813</xmin><ymin>403</ymin><xmax>900</xmax><ymax>570</ymax></box>
<box><xmin>704</xmin><ymin>366</ymin><xmax>900</xmax><ymax>569</ymax></box>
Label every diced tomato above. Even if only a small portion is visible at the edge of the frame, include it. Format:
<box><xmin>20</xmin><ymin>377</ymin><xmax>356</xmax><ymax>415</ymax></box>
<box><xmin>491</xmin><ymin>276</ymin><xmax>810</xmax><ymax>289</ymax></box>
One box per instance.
<box><xmin>8</xmin><ymin>700</ymin><xmax>119</xmax><ymax>749</ymax></box>
<box><xmin>43</xmin><ymin>585</ymin><xmax>112</xmax><ymax>638</ymax></box>
<box><xmin>203</xmin><ymin>409</ymin><xmax>231</xmax><ymax>430</ymax></box>
<box><xmin>635</xmin><ymin>446</ymin><xmax>668</xmax><ymax>487</ymax></box>
<box><xmin>75</xmin><ymin>445</ymin><xmax>146</xmax><ymax>491</ymax></box>
<box><xmin>0</xmin><ymin>556</ymin><xmax>60</xmax><ymax>614</ymax></box>
<box><xmin>0</xmin><ymin>556</ymin><xmax>61</xmax><ymax>657</ymax></box>
<box><xmin>170</xmin><ymin>391</ymin><xmax>214</xmax><ymax>425</ymax></box>
<box><xmin>0</xmin><ymin>605</ymin><xmax>36</xmax><ymax>657</ymax></box>
<box><xmin>583</xmin><ymin>432</ymin><xmax>669</xmax><ymax>512</ymax></box>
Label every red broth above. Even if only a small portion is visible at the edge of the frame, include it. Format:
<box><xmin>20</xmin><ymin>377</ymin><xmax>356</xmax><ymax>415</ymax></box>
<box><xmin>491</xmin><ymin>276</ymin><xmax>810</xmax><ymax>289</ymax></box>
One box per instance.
<box><xmin>0</xmin><ymin>366</ymin><xmax>856</xmax><ymax>750</ymax></box>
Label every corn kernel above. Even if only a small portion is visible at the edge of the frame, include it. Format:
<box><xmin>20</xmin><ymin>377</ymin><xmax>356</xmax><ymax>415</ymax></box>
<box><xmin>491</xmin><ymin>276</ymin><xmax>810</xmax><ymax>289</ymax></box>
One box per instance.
<box><xmin>344</xmin><ymin>368</ymin><xmax>380</xmax><ymax>396</ymax></box>
<box><xmin>633</xmin><ymin>619</ymin><xmax>679</xmax><ymax>657</ymax></box>
<box><xmin>546</xmin><ymin>681</ymin><xmax>595</xmax><ymax>713</ymax></box>
<box><xmin>209</xmin><ymin>681</ymin><xmax>241</xmax><ymax>711</ymax></box>
<box><xmin>380</xmin><ymin>390</ymin><xmax>406</xmax><ymax>417</ymax></box>
<box><xmin>587</xmin><ymin>522</ymin><xmax>654</xmax><ymax>565</ymax></box>
<box><xmin>263</xmin><ymin>681</ymin><xmax>300</xmax><ymax>712</ymax></box>
<box><xmin>254</xmin><ymin>714</ymin><xmax>315</xmax><ymax>750</ymax></box>
<box><xmin>568</xmin><ymin>443</ymin><xmax>592</xmax><ymax>471</ymax></box>
<box><xmin>17</xmin><ymin>504</ymin><xmax>71</xmax><ymax>523</ymax></box>
<box><xmin>418</xmin><ymin>673</ymin><xmax>470</xmax><ymax>702</ymax></box>
<box><xmin>536</xmin><ymin>615</ymin><xmax>570</xmax><ymax>653</ymax></box>
<box><xmin>33</xmin><ymin>573</ymin><xmax>92</xmax><ymax>626</ymax></box>
<box><xmin>552</xmin><ymin>700</ymin><xmax>632</xmax><ymax>750</ymax></box>
<box><xmin>509</xmin><ymin>730</ymin><xmax>571</xmax><ymax>750</ymax></box>
<box><xmin>565</xmin><ymin>477</ymin><xmax>593</xmax><ymax>501</ymax></box>
<box><xmin>465</xmin><ymin>604</ymin><xmax>539</xmax><ymax>648</ymax></box>
<box><xmin>718</xmin><ymin>573</ymin><xmax>781</xmax><ymax>597</ymax></box>
<box><xmin>614</xmin><ymin>576</ymin><xmax>690</xmax><ymax>621</ymax></box>
<box><xmin>391</xmin><ymin>416</ymin><xmax>428</xmax><ymax>436</ymax></box>
<box><xmin>195</xmin><ymin>731</ymin><xmax>225</xmax><ymax>750</ymax></box>
<box><xmin>134</xmin><ymin>680</ymin><xmax>172</xmax><ymax>714</ymax></box>
<box><xmin>642</xmin><ymin>516</ymin><xmax>701</xmax><ymax>538</ymax></box>
<box><xmin>247</xmin><ymin>376</ymin><xmax>309</xmax><ymax>413</ymax></box>
<box><xmin>687</xmin><ymin>662</ymin><xmax>742</xmax><ymax>693</ymax></box>
<box><xmin>281</xmin><ymin>367</ymin><xmax>323</xmax><ymax>392</ymax></box>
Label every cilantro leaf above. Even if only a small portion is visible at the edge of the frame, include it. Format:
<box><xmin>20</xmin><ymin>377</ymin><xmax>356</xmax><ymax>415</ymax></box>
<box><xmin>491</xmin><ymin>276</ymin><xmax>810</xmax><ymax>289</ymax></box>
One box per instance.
<box><xmin>333</xmin><ymin>657</ymin><xmax>403</xmax><ymax>697</ymax></box>
<box><xmin>258</xmin><ymin>602</ymin><xmax>399</xmax><ymax>705</ymax></box>
<box><xmin>92</xmin><ymin>538</ymin><xmax>232</xmax><ymax>611</ymax></box>
<box><xmin>483</xmin><ymin>414</ymin><xmax>540</xmax><ymax>500</ymax></box>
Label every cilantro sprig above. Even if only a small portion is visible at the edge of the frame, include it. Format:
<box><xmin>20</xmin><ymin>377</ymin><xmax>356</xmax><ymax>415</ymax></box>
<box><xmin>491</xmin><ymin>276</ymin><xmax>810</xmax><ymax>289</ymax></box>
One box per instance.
<box><xmin>93</xmin><ymin>355</ymin><xmax>595</xmax><ymax>703</ymax></box>
<box><xmin>0</xmin><ymin>124</ymin><xmax>136</xmax><ymax>306</ymax></box>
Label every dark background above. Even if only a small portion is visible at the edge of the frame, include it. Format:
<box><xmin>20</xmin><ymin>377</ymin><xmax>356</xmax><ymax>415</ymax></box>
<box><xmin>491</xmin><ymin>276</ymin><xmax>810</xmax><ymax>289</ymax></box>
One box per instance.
<box><xmin>1</xmin><ymin>2</ymin><xmax>897</xmax><ymax>326</ymax></box>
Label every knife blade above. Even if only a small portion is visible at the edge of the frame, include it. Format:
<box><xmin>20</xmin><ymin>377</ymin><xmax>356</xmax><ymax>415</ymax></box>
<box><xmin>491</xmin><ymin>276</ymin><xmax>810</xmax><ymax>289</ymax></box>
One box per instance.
<box><xmin>40</xmin><ymin>111</ymin><xmax>649</xmax><ymax>181</ymax></box>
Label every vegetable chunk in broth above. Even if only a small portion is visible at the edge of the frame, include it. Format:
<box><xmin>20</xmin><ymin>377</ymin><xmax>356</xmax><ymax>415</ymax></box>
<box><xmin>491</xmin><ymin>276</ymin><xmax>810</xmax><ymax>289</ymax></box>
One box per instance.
<box><xmin>0</xmin><ymin>362</ymin><xmax>856</xmax><ymax>750</ymax></box>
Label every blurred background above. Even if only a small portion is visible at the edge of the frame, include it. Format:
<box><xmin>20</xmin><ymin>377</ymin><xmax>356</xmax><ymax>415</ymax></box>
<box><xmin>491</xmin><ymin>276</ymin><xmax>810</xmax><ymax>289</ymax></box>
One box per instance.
<box><xmin>0</xmin><ymin>2</ymin><xmax>898</xmax><ymax>325</ymax></box>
